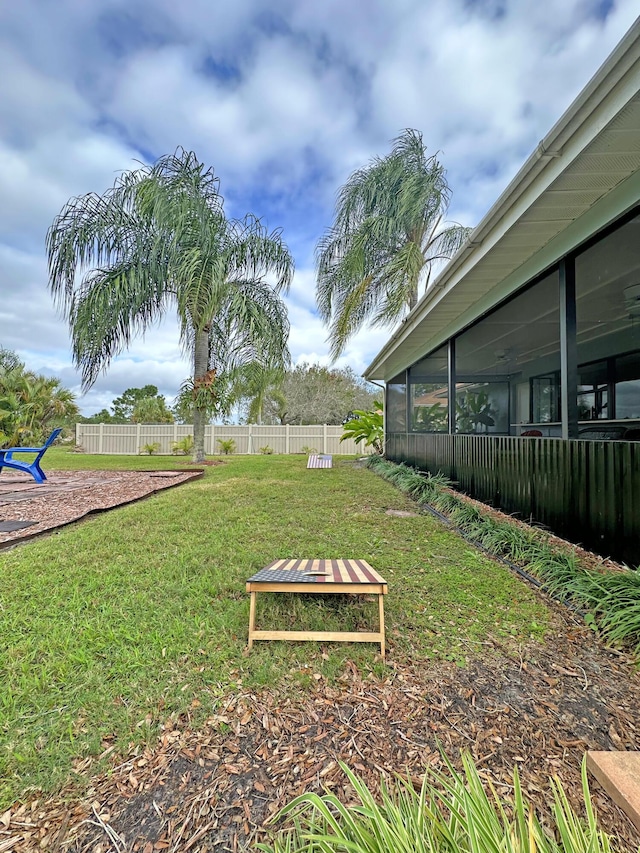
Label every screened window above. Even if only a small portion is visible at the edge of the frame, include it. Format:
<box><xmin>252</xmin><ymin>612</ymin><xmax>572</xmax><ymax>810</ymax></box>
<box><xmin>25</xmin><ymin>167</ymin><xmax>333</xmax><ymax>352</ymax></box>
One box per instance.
<box><xmin>455</xmin><ymin>382</ymin><xmax>509</xmax><ymax>434</ymax></box>
<box><xmin>456</xmin><ymin>271</ymin><xmax>560</xmax><ymax>431</ymax></box>
<box><xmin>575</xmin><ymin>213</ymin><xmax>640</xmax><ymax>423</ymax></box>
<box><xmin>408</xmin><ymin>346</ymin><xmax>448</xmax><ymax>432</ymax></box>
<box><xmin>386</xmin><ymin>373</ymin><xmax>407</xmax><ymax>432</ymax></box>
<box><xmin>615</xmin><ymin>352</ymin><xmax>640</xmax><ymax>419</ymax></box>
<box><xmin>531</xmin><ymin>374</ymin><xmax>560</xmax><ymax>424</ymax></box>
<box><xmin>578</xmin><ymin>360</ymin><xmax>609</xmax><ymax>420</ymax></box>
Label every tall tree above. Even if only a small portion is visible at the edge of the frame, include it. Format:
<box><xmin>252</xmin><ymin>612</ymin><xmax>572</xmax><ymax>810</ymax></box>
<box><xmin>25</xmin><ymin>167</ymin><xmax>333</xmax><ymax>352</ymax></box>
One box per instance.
<box><xmin>231</xmin><ymin>363</ymin><xmax>286</xmax><ymax>425</ymax></box>
<box><xmin>47</xmin><ymin>149</ymin><xmax>293</xmax><ymax>462</ymax></box>
<box><xmin>316</xmin><ymin>129</ymin><xmax>471</xmax><ymax>358</ymax></box>
<box><xmin>112</xmin><ymin>386</ymin><xmax>162</xmax><ymax>422</ymax></box>
<box><xmin>259</xmin><ymin>363</ymin><xmax>377</xmax><ymax>425</ymax></box>
<box><xmin>131</xmin><ymin>395</ymin><xmax>174</xmax><ymax>424</ymax></box>
<box><xmin>0</xmin><ymin>346</ymin><xmax>23</xmax><ymax>374</ymax></box>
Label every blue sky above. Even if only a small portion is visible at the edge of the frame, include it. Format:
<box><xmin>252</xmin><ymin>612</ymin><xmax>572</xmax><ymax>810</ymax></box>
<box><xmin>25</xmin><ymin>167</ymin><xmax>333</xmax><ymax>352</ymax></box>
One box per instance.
<box><xmin>1</xmin><ymin>0</ymin><xmax>638</xmax><ymax>414</ymax></box>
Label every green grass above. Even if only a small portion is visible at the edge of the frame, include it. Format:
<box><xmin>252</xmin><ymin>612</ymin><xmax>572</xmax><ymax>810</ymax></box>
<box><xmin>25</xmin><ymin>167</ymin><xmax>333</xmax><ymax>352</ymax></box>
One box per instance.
<box><xmin>0</xmin><ymin>451</ymin><xmax>549</xmax><ymax>807</ymax></box>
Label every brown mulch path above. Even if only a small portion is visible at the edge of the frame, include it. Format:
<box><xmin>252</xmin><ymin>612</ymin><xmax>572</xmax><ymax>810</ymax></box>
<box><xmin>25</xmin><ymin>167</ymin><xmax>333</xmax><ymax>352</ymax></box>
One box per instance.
<box><xmin>3</xmin><ymin>600</ymin><xmax>640</xmax><ymax>852</ymax></box>
<box><xmin>0</xmin><ymin>469</ymin><xmax>203</xmax><ymax>548</ymax></box>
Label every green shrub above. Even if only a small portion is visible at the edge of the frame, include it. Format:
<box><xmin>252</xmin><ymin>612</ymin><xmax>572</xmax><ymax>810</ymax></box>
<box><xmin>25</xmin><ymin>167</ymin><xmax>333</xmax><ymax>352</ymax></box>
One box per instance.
<box><xmin>260</xmin><ymin>445</ymin><xmax>274</xmax><ymax>455</ymax></box>
<box><xmin>217</xmin><ymin>438</ymin><xmax>236</xmax><ymax>455</ymax></box>
<box><xmin>171</xmin><ymin>434</ymin><xmax>194</xmax><ymax>455</ymax></box>
<box><xmin>341</xmin><ymin>402</ymin><xmax>384</xmax><ymax>454</ymax></box>
<box><xmin>259</xmin><ymin>755</ymin><xmax>614</xmax><ymax>853</ymax></box>
<box><xmin>140</xmin><ymin>442</ymin><xmax>160</xmax><ymax>455</ymax></box>
<box><xmin>366</xmin><ymin>456</ymin><xmax>640</xmax><ymax>658</ymax></box>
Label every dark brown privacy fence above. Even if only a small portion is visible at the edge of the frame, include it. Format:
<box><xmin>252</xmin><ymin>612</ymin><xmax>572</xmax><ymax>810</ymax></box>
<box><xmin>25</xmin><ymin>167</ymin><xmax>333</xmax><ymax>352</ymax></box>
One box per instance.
<box><xmin>385</xmin><ymin>433</ymin><xmax>640</xmax><ymax>567</ymax></box>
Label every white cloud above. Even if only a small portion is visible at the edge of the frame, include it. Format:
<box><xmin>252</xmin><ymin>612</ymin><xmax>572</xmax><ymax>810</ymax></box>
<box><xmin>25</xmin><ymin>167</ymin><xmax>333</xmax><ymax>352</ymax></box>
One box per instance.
<box><xmin>0</xmin><ymin>0</ymin><xmax>638</xmax><ymax>417</ymax></box>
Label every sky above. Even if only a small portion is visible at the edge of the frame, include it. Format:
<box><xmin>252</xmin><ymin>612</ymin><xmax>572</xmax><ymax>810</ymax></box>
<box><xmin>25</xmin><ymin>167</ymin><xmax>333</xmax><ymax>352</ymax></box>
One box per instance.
<box><xmin>1</xmin><ymin>1</ymin><xmax>638</xmax><ymax>416</ymax></box>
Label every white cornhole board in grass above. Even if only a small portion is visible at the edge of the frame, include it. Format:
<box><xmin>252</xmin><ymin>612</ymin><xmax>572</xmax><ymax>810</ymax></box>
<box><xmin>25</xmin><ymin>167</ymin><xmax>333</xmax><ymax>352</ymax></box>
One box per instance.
<box><xmin>307</xmin><ymin>454</ymin><xmax>332</xmax><ymax>469</ymax></box>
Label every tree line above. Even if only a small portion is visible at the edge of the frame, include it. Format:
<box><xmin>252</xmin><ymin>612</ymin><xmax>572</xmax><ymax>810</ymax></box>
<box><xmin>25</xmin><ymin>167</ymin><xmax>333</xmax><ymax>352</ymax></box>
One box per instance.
<box><xmin>79</xmin><ymin>364</ymin><xmax>378</xmax><ymax>427</ymax></box>
<box><xmin>0</xmin><ymin>347</ymin><xmax>79</xmax><ymax>446</ymax></box>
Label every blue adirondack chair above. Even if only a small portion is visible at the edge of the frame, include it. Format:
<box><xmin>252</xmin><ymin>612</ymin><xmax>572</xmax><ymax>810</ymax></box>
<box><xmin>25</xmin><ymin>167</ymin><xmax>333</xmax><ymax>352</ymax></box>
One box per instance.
<box><xmin>0</xmin><ymin>428</ymin><xmax>62</xmax><ymax>484</ymax></box>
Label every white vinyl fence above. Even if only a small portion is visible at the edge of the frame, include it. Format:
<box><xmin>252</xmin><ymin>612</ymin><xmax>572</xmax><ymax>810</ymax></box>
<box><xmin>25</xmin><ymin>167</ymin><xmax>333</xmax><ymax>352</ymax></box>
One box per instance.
<box><xmin>75</xmin><ymin>423</ymin><xmax>371</xmax><ymax>456</ymax></box>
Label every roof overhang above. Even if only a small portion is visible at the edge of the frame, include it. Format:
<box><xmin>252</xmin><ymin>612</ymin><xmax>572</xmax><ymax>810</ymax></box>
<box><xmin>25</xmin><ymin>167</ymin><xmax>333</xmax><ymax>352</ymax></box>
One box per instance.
<box><xmin>365</xmin><ymin>20</ymin><xmax>640</xmax><ymax>382</ymax></box>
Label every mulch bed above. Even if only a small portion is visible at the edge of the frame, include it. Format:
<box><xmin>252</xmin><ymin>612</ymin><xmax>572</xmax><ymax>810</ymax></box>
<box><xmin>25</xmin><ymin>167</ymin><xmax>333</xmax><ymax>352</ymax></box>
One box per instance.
<box><xmin>0</xmin><ymin>469</ymin><xmax>203</xmax><ymax>548</ymax></box>
<box><xmin>3</xmin><ymin>598</ymin><xmax>640</xmax><ymax>852</ymax></box>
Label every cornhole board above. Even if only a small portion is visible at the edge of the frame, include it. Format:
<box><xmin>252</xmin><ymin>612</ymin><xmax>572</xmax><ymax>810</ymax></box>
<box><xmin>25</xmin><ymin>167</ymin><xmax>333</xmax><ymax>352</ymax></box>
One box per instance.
<box><xmin>307</xmin><ymin>454</ymin><xmax>332</xmax><ymax>469</ymax></box>
<box><xmin>246</xmin><ymin>558</ymin><xmax>387</xmax><ymax>656</ymax></box>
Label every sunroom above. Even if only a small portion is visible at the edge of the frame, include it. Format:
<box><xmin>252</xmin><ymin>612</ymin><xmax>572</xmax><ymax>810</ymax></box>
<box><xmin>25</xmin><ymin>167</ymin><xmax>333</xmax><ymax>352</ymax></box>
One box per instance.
<box><xmin>364</xmin><ymin>22</ymin><xmax>640</xmax><ymax>565</ymax></box>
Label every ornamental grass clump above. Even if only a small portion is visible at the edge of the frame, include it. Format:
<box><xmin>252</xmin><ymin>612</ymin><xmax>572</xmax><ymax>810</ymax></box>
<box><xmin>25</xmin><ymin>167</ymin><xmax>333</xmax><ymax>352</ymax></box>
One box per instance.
<box><xmin>259</xmin><ymin>755</ymin><xmax>615</xmax><ymax>853</ymax></box>
<box><xmin>366</xmin><ymin>455</ymin><xmax>640</xmax><ymax>658</ymax></box>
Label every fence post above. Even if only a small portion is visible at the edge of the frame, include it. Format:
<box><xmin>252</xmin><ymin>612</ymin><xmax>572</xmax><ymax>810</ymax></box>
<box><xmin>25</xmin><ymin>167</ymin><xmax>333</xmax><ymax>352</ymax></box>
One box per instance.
<box><xmin>248</xmin><ymin>423</ymin><xmax>253</xmax><ymax>455</ymax></box>
<box><xmin>211</xmin><ymin>424</ymin><xmax>215</xmax><ymax>456</ymax></box>
<box><xmin>136</xmin><ymin>422</ymin><xmax>141</xmax><ymax>453</ymax></box>
<box><xmin>98</xmin><ymin>423</ymin><xmax>104</xmax><ymax>455</ymax></box>
<box><xmin>286</xmin><ymin>424</ymin><xmax>290</xmax><ymax>455</ymax></box>
<box><xmin>323</xmin><ymin>424</ymin><xmax>327</xmax><ymax>453</ymax></box>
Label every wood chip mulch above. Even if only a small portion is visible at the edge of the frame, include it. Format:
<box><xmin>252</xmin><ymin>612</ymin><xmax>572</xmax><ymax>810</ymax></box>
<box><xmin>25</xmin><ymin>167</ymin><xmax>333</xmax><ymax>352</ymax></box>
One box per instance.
<box><xmin>3</xmin><ymin>595</ymin><xmax>640</xmax><ymax>853</ymax></box>
<box><xmin>0</xmin><ymin>469</ymin><xmax>203</xmax><ymax>548</ymax></box>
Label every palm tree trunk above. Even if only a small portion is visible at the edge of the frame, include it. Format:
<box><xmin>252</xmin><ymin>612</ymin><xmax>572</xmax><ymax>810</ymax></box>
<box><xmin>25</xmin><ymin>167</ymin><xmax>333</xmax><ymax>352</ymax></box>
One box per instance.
<box><xmin>192</xmin><ymin>326</ymin><xmax>209</xmax><ymax>463</ymax></box>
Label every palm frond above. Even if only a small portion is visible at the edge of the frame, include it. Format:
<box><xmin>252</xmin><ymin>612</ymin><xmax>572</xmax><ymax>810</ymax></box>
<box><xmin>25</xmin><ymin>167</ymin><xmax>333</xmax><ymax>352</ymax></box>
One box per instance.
<box><xmin>316</xmin><ymin>128</ymin><xmax>470</xmax><ymax>358</ymax></box>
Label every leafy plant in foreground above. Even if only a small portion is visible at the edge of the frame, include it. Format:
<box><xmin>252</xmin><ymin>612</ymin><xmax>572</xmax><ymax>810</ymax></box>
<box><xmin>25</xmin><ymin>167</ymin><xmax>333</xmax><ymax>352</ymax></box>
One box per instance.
<box><xmin>341</xmin><ymin>402</ymin><xmax>384</xmax><ymax>454</ymax></box>
<box><xmin>259</xmin><ymin>755</ymin><xmax>615</xmax><ymax>853</ymax></box>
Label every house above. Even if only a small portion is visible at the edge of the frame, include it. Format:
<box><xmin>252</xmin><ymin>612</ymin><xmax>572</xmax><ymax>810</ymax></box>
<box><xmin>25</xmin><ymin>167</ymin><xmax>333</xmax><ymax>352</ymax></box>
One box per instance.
<box><xmin>364</xmin><ymin>20</ymin><xmax>640</xmax><ymax>565</ymax></box>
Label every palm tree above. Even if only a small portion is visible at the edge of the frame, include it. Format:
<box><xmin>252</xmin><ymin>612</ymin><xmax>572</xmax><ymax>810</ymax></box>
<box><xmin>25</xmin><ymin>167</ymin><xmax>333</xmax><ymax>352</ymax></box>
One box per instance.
<box><xmin>316</xmin><ymin>129</ymin><xmax>471</xmax><ymax>359</ymax></box>
<box><xmin>231</xmin><ymin>363</ymin><xmax>286</xmax><ymax>425</ymax></box>
<box><xmin>0</xmin><ymin>366</ymin><xmax>79</xmax><ymax>447</ymax></box>
<box><xmin>47</xmin><ymin>149</ymin><xmax>293</xmax><ymax>462</ymax></box>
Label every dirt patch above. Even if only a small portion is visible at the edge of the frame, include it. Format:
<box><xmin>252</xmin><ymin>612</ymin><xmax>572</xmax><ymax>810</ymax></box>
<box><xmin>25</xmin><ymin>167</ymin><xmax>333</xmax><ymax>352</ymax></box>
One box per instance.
<box><xmin>0</xmin><ymin>469</ymin><xmax>203</xmax><ymax>548</ymax></box>
<box><xmin>3</xmin><ymin>597</ymin><xmax>640</xmax><ymax>852</ymax></box>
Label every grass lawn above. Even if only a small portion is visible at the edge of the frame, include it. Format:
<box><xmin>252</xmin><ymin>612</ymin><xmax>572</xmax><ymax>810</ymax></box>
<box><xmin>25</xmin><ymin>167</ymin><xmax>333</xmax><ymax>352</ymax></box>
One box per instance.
<box><xmin>0</xmin><ymin>450</ymin><xmax>549</xmax><ymax>807</ymax></box>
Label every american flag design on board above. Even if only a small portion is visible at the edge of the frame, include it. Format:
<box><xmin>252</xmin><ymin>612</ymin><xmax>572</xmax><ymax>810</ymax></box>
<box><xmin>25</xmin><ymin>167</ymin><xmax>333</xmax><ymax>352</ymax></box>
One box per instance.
<box><xmin>247</xmin><ymin>559</ymin><xmax>385</xmax><ymax>585</ymax></box>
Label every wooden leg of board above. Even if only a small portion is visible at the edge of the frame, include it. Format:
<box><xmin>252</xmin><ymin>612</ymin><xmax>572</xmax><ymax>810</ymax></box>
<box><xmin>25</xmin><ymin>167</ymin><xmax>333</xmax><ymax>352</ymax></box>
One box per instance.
<box><xmin>248</xmin><ymin>591</ymin><xmax>256</xmax><ymax>650</ymax></box>
<box><xmin>378</xmin><ymin>593</ymin><xmax>386</xmax><ymax>658</ymax></box>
